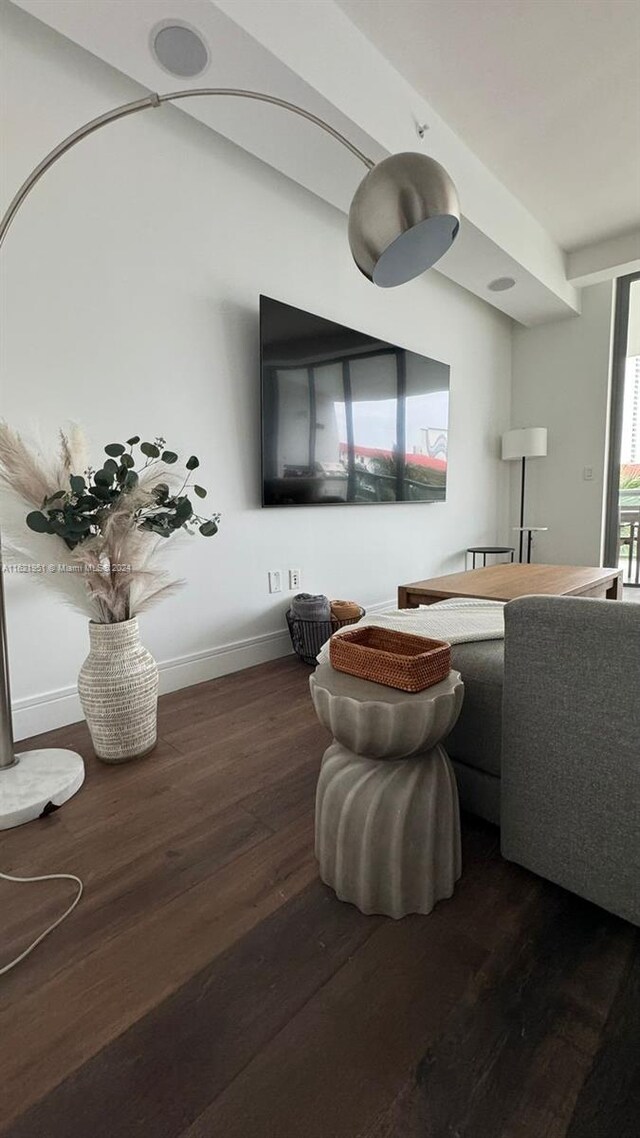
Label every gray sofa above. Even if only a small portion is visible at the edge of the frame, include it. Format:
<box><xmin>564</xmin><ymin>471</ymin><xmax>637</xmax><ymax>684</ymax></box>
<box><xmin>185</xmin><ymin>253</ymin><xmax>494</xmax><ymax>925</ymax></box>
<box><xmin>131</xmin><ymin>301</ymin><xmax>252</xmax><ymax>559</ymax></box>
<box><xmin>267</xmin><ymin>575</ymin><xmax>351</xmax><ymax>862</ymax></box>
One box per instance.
<box><xmin>447</xmin><ymin>637</ymin><xmax>504</xmax><ymax>826</ymax></box>
<box><xmin>445</xmin><ymin>594</ymin><xmax>640</xmax><ymax>927</ymax></box>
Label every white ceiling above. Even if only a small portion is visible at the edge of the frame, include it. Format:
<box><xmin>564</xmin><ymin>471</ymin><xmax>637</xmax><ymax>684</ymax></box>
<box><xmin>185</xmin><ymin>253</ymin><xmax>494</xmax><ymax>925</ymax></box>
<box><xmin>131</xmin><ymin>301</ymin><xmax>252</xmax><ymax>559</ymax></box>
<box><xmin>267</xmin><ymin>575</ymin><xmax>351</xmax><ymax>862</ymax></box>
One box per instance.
<box><xmin>9</xmin><ymin>0</ymin><xmax>638</xmax><ymax>320</ymax></box>
<box><xmin>337</xmin><ymin>0</ymin><xmax>640</xmax><ymax>251</ymax></box>
<box><xmin>11</xmin><ymin>0</ymin><xmax>583</xmax><ymax>324</ymax></box>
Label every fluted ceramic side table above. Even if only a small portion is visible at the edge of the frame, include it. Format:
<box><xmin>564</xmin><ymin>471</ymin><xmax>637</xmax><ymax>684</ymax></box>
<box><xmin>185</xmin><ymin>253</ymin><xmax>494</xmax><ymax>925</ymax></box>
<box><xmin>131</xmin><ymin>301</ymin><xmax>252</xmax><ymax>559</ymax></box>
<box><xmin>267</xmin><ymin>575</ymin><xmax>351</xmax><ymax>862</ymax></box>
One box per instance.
<box><xmin>310</xmin><ymin>663</ymin><xmax>464</xmax><ymax>919</ymax></box>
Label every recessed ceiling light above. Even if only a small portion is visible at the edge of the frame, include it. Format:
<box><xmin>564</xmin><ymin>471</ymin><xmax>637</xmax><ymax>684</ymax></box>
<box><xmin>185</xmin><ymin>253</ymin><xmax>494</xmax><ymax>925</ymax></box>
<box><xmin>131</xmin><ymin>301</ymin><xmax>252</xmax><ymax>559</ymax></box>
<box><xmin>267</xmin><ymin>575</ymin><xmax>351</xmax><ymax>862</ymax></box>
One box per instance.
<box><xmin>151</xmin><ymin>22</ymin><xmax>209</xmax><ymax>78</ymax></box>
<box><xmin>488</xmin><ymin>276</ymin><xmax>516</xmax><ymax>292</ymax></box>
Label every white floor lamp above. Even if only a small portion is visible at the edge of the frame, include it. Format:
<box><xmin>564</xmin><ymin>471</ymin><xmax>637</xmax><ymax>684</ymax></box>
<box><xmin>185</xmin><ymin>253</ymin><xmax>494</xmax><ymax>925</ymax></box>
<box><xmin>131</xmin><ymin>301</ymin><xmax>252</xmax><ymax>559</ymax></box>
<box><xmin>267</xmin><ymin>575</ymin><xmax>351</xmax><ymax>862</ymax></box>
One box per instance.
<box><xmin>0</xmin><ymin>86</ymin><xmax>461</xmax><ymax>829</ymax></box>
<box><xmin>502</xmin><ymin>427</ymin><xmax>548</xmax><ymax>563</ymax></box>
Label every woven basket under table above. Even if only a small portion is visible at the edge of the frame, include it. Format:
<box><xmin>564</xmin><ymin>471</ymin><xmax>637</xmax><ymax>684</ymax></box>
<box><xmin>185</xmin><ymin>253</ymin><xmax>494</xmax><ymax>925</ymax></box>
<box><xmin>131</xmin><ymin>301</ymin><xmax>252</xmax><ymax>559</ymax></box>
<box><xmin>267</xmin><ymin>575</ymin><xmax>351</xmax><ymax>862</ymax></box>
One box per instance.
<box><xmin>329</xmin><ymin>626</ymin><xmax>451</xmax><ymax>692</ymax></box>
<box><xmin>287</xmin><ymin>607</ymin><xmax>365</xmax><ymax>666</ymax></box>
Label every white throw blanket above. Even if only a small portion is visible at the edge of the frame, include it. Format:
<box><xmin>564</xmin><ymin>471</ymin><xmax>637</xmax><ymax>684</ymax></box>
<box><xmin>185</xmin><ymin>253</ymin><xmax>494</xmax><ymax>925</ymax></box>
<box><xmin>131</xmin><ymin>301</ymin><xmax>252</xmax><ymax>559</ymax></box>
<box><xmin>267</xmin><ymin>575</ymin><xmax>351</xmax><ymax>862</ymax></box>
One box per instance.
<box><xmin>316</xmin><ymin>597</ymin><xmax>505</xmax><ymax>664</ymax></box>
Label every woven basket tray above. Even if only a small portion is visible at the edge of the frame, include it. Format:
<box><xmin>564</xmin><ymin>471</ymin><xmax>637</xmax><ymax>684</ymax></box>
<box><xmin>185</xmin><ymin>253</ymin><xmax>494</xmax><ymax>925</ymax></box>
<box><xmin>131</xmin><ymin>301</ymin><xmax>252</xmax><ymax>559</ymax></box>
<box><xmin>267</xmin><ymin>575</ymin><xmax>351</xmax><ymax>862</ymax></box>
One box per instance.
<box><xmin>329</xmin><ymin>626</ymin><xmax>451</xmax><ymax>693</ymax></box>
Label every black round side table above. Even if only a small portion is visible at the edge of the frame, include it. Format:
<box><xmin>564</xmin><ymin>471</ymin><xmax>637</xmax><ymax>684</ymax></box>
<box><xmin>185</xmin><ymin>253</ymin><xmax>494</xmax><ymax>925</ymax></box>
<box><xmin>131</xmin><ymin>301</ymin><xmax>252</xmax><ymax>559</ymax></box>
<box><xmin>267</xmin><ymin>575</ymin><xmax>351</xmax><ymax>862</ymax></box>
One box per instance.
<box><xmin>466</xmin><ymin>546</ymin><xmax>515</xmax><ymax>569</ymax></box>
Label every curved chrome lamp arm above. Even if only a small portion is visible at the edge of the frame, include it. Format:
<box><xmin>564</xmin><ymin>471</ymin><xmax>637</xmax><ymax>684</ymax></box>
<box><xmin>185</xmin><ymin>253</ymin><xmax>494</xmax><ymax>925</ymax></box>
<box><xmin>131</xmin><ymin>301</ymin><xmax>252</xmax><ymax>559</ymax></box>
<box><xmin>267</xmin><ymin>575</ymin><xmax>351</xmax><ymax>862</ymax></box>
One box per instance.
<box><xmin>0</xmin><ymin>87</ymin><xmax>374</xmax><ymax>767</ymax></box>
<box><xmin>0</xmin><ymin>88</ymin><xmax>374</xmax><ymax>249</ymax></box>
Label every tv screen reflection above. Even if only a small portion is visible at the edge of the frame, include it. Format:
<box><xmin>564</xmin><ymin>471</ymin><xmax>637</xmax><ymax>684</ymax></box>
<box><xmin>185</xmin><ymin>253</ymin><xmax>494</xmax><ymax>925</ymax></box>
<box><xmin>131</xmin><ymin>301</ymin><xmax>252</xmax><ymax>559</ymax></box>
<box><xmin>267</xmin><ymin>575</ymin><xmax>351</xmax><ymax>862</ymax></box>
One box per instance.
<box><xmin>261</xmin><ymin>296</ymin><xmax>450</xmax><ymax>507</ymax></box>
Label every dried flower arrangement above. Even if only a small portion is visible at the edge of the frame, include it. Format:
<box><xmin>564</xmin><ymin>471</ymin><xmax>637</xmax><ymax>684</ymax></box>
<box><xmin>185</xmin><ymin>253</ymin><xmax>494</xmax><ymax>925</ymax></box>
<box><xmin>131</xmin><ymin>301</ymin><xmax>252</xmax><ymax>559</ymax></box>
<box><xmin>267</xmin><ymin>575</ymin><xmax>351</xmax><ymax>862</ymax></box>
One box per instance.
<box><xmin>0</xmin><ymin>423</ymin><xmax>219</xmax><ymax>623</ymax></box>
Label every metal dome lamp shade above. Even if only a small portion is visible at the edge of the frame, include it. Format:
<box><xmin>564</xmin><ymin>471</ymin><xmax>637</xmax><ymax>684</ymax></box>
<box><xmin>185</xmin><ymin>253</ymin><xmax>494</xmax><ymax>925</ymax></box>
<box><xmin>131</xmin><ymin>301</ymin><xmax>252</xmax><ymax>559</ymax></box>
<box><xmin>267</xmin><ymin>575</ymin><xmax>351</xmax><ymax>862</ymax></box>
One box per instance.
<box><xmin>0</xmin><ymin>87</ymin><xmax>460</xmax><ymax>832</ymax></box>
<box><xmin>349</xmin><ymin>152</ymin><xmax>460</xmax><ymax>287</ymax></box>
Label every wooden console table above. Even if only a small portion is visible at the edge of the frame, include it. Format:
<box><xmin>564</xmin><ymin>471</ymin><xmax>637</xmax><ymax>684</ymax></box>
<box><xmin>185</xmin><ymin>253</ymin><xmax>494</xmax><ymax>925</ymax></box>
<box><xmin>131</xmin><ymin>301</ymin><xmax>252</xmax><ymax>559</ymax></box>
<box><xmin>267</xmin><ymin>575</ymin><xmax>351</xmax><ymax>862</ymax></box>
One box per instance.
<box><xmin>398</xmin><ymin>564</ymin><xmax>623</xmax><ymax>608</ymax></box>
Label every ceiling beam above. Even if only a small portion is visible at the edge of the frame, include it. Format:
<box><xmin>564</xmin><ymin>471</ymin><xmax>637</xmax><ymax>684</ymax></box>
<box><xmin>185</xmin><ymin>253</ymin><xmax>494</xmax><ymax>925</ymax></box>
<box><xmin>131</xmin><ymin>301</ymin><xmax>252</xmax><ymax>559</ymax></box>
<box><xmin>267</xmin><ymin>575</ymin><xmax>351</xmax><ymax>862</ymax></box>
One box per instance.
<box><xmin>216</xmin><ymin>0</ymin><xmax>580</xmax><ymax>323</ymax></box>
<box><xmin>567</xmin><ymin>230</ymin><xmax>640</xmax><ymax>288</ymax></box>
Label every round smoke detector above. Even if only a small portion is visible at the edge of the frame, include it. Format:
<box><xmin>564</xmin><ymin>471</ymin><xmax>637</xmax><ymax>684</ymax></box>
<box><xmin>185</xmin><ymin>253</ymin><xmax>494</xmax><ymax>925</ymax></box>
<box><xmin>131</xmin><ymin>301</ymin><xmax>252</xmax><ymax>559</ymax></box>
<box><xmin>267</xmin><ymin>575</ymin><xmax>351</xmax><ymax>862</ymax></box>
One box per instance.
<box><xmin>488</xmin><ymin>276</ymin><xmax>516</xmax><ymax>292</ymax></box>
<box><xmin>151</xmin><ymin>22</ymin><xmax>209</xmax><ymax>78</ymax></box>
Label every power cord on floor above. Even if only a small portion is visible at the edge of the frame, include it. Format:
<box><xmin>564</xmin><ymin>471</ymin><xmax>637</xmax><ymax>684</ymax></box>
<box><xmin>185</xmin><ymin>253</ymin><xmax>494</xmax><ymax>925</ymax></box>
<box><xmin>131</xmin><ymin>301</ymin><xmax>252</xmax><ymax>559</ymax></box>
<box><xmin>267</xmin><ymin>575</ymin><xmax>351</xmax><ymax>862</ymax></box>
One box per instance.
<box><xmin>0</xmin><ymin>869</ymin><xmax>83</xmax><ymax>976</ymax></box>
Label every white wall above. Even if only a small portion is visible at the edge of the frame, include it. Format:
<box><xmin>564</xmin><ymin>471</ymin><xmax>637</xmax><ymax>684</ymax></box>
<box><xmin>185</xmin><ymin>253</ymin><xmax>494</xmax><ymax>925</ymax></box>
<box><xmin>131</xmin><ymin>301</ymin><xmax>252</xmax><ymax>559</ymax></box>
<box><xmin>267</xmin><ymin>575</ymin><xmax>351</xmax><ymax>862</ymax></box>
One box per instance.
<box><xmin>510</xmin><ymin>281</ymin><xmax>614</xmax><ymax>566</ymax></box>
<box><xmin>0</xmin><ymin>2</ymin><xmax>512</xmax><ymax>737</ymax></box>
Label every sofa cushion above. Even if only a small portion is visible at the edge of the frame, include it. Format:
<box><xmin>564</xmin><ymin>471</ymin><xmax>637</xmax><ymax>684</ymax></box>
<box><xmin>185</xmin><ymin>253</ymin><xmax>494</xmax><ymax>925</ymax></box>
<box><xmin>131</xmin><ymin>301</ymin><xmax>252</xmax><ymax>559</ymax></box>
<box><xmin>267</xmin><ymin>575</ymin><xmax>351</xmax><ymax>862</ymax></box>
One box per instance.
<box><xmin>446</xmin><ymin>639</ymin><xmax>504</xmax><ymax>778</ymax></box>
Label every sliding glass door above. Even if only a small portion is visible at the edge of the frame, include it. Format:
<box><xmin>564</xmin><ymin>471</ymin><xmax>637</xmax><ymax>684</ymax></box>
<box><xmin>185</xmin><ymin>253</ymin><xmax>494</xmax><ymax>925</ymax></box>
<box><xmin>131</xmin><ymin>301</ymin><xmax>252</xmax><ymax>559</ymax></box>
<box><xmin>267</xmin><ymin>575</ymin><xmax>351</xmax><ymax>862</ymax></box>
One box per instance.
<box><xmin>605</xmin><ymin>271</ymin><xmax>640</xmax><ymax>586</ymax></box>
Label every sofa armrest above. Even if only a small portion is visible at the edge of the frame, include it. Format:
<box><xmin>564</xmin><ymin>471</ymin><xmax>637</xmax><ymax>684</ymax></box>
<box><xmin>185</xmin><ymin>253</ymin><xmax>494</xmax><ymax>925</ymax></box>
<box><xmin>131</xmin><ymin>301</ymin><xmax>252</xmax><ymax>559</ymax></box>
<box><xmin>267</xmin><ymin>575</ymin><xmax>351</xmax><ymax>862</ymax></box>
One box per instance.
<box><xmin>501</xmin><ymin>595</ymin><xmax>640</xmax><ymax>925</ymax></box>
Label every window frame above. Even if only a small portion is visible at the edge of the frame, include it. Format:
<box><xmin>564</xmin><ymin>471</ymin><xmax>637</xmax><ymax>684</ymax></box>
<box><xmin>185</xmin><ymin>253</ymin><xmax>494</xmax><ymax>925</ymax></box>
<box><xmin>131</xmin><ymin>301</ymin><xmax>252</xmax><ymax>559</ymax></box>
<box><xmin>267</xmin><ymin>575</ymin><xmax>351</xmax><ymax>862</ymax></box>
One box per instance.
<box><xmin>603</xmin><ymin>270</ymin><xmax>640</xmax><ymax>572</ymax></box>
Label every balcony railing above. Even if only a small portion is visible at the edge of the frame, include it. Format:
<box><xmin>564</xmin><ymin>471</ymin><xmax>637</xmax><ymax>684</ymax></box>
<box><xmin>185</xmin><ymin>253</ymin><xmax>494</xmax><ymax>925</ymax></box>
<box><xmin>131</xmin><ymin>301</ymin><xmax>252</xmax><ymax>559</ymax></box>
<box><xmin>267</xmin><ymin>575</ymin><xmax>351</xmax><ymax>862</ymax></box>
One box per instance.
<box><xmin>619</xmin><ymin>490</ymin><xmax>640</xmax><ymax>586</ymax></box>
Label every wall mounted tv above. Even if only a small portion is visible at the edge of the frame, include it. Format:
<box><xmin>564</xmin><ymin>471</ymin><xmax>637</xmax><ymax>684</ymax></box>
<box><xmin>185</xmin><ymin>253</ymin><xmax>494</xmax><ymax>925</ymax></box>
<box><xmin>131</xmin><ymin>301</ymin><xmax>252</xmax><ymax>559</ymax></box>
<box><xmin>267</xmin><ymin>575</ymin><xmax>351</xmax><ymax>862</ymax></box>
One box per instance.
<box><xmin>261</xmin><ymin>296</ymin><xmax>450</xmax><ymax>507</ymax></box>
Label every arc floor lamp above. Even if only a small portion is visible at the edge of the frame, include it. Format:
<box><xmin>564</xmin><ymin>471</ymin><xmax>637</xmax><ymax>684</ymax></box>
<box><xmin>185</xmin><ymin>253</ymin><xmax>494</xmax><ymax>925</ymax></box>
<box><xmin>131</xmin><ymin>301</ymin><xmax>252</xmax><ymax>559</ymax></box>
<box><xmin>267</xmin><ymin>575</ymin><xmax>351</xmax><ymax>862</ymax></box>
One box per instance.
<box><xmin>0</xmin><ymin>86</ymin><xmax>460</xmax><ymax>829</ymax></box>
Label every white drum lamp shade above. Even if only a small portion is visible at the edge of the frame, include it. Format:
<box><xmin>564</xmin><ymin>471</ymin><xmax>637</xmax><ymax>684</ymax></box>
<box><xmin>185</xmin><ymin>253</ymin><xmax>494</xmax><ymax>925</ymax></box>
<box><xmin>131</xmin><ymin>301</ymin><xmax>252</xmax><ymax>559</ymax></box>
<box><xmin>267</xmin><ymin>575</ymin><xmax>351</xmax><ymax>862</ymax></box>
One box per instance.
<box><xmin>502</xmin><ymin>427</ymin><xmax>548</xmax><ymax>461</ymax></box>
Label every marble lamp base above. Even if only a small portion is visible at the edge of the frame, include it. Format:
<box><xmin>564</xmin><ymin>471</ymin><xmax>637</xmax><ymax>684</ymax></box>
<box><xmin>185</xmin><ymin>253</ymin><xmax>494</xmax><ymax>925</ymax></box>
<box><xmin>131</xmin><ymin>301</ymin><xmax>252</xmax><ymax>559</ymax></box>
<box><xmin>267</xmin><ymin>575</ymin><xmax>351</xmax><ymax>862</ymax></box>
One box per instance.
<box><xmin>0</xmin><ymin>750</ymin><xmax>85</xmax><ymax>830</ymax></box>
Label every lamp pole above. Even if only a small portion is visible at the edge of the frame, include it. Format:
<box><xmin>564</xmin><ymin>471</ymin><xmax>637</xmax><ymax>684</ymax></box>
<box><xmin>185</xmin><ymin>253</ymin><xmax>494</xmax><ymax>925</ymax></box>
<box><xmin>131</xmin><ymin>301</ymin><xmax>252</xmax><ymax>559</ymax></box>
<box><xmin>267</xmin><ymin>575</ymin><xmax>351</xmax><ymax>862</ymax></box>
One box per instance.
<box><xmin>519</xmin><ymin>456</ymin><xmax>526</xmax><ymax>564</ymax></box>
<box><xmin>0</xmin><ymin>88</ymin><xmax>375</xmax><ymax>775</ymax></box>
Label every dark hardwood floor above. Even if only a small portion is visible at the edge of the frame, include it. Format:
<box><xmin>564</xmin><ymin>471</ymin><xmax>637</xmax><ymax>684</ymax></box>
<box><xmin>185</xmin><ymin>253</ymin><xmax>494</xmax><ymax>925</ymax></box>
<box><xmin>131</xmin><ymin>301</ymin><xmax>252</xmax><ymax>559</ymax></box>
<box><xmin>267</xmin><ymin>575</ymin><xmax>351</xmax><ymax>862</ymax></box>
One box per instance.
<box><xmin>0</xmin><ymin>655</ymin><xmax>637</xmax><ymax>1137</ymax></box>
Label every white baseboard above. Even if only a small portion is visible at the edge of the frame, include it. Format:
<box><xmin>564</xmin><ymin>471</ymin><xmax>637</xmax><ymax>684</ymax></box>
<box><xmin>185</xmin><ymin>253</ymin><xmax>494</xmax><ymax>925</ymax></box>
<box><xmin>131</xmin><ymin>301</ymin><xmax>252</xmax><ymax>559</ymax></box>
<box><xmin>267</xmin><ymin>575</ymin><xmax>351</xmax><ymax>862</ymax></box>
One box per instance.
<box><xmin>12</xmin><ymin>598</ymin><xmax>396</xmax><ymax>741</ymax></box>
<box><xmin>13</xmin><ymin>627</ymin><xmax>292</xmax><ymax>741</ymax></box>
<box><xmin>13</xmin><ymin>684</ymin><xmax>84</xmax><ymax>744</ymax></box>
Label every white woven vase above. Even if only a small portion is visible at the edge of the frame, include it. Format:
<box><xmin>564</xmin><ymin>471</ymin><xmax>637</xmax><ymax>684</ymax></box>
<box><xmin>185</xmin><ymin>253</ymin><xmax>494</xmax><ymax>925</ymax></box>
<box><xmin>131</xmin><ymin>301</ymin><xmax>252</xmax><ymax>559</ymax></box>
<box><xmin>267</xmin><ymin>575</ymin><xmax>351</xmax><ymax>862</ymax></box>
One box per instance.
<box><xmin>78</xmin><ymin>616</ymin><xmax>159</xmax><ymax>763</ymax></box>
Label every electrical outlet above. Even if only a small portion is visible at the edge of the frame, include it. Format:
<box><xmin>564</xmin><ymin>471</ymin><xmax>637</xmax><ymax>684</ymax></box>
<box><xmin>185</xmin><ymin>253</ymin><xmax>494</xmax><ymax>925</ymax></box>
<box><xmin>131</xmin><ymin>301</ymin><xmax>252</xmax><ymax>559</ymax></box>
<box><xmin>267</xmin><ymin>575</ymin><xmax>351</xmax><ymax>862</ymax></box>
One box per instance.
<box><xmin>583</xmin><ymin>466</ymin><xmax>594</xmax><ymax>481</ymax></box>
<box><xmin>268</xmin><ymin>570</ymin><xmax>282</xmax><ymax>594</ymax></box>
<box><xmin>289</xmin><ymin>568</ymin><xmax>301</xmax><ymax>590</ymax></box>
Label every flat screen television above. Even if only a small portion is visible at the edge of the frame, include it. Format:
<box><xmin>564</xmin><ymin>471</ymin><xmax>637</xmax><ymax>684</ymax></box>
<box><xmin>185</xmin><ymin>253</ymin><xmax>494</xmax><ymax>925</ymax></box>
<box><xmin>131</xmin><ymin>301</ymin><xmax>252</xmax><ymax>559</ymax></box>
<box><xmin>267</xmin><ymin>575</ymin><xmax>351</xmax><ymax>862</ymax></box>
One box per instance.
<box><xmin>261</xmin><ymin>296</ymin><xmax>450</xmax><ymax>507</ymax></box>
